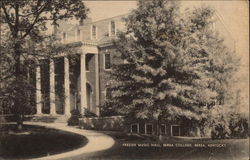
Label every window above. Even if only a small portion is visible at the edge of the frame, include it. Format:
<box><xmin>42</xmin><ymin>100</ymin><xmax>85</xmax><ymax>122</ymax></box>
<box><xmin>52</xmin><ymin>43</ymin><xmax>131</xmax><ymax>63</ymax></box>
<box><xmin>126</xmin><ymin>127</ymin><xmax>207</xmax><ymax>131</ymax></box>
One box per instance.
<box><xmin>105</xmin><ymin>87</ymin><xmax>112</xmax><ymax>100</ymax></box>
<box><xmin>171</xmin><ymin>125</ymin><xmax>180</xmax><ymax>136</ymax></box>
<box><xmin>131</xmin><ymin>123</ymin><xmax>139</xmax><ymax>133</ymax></box>
<box><xmin>76</xmin><ymin>29</ymin><xmax>81</xmax><ymax>40</ymax></box>
<box><xmin>160</xmin><ymin>124</ymin><xmax>166</xmax><ymax>135</ymax></box>
<box><xmin>110</xmin><ymin>20</ymin><xmax>116</xmax><ymax>36</ymax></box>
<box><xmin>104</xmin><ymin>53</ymin><xmax>111</xmax><ymax>70</ymax></box>
<box><xmin>92</xmin><ymin>25</ymin><xmax>97</xmax><ymax>39</ymax></box>
<box><xmin>145</xmin><ymin>123</ymin><xmax>153</xmax><ymax>134</ymax></box>
<box><xmin>62</xmin><ymin>32</ymin><xmax>67</xmax><ymax>42</ymax></box>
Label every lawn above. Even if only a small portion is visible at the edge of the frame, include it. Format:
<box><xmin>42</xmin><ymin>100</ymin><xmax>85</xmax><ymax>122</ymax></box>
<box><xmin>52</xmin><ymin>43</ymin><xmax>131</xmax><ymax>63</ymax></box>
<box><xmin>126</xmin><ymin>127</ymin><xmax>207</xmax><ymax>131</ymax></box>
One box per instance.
<box><xmin>64</xmin><ymin>130</ymin><xmax>249</xmax><ymax>160</ymax></box>
<box><xmin>0</xmin><ymin>124</ymin><xmax>88</xmax><ymax>159</ymax></box>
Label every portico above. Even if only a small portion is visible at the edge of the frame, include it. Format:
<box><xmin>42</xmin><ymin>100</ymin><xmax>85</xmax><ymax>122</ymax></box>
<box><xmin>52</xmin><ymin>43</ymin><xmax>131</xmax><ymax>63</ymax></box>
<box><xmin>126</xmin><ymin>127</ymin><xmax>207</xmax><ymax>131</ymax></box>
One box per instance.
<box><xmin>35</xmin><ymin>42</ymin><xmax>99</xmax><ymax>116</ymax></box>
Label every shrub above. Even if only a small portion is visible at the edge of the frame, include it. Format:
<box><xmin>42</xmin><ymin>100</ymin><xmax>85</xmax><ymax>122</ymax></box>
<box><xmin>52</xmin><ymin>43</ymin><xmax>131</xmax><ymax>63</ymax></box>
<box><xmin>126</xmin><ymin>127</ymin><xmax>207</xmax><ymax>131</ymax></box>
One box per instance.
<box><xmin>84</xmin><ymin>109</ymin><xmax>97</xmax><ymax>117</ymax></box>
<box><xmin>229</xmin><ymin>113</ymin><xmax>248</xmax><ymax>138</ymax></box>
<box><xmin>67</xmin><ymin>109</ymin><xmax>81</xmax><ymax>126</ymax></box>
<box><xmin>211</xmin><ymin>121</ymin><xmax>231</xmax><ymax>139</ymax></box>
<box><xmin>0</xmin><ymin>116</ymin><xmax>7</xmax><ymax>123</ymax></box>
<box><xmin>210</xmin><ymin>109</ymin><xmax>249</xmax><ymax>139</ymax></box>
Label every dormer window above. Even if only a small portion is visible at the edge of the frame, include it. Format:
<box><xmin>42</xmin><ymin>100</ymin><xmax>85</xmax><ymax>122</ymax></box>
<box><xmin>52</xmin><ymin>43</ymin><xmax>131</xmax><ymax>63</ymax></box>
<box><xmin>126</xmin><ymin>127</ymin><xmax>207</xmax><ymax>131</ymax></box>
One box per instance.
<box><xmin>110</xmin><ymin>20</ymin><xmax>116</xmax><ymax>36</ymax></box>
<box><xmin>91</xmin><ymin>25</ymin><xmax>97</xmax><ymax>39</ymax></box>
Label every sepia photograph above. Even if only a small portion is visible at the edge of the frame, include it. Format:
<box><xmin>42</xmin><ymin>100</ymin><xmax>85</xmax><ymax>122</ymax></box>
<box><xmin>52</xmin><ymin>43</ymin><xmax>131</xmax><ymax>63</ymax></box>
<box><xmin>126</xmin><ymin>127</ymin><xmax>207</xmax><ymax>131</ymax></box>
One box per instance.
<box><xmin>0</xmin><ymin>0</ymin><xmax>249</xmax><ymax>160</ymax></box>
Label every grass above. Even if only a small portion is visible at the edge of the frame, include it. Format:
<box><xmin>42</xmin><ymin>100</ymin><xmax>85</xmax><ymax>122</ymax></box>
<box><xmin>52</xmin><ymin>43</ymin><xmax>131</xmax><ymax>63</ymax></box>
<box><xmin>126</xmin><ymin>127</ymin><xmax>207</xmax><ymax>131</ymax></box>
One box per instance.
<box><xmin>0</xmin><ymin>124</ymin><xmax>88</xmax><ymax>159</ymax></box>
<box><xmin>63</xmin><ymin>130</ymin><xmax>249</xmax><ymax>160</ymax></box>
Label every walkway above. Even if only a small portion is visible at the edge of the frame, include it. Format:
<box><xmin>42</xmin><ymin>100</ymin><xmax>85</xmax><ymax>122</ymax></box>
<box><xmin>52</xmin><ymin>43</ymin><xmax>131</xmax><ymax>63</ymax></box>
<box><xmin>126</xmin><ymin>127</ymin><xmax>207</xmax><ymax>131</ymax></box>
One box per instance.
<box><xmin>24</xmin><ymin>122</ymin><xmax>115</xmax><ymax>160</ymax></box>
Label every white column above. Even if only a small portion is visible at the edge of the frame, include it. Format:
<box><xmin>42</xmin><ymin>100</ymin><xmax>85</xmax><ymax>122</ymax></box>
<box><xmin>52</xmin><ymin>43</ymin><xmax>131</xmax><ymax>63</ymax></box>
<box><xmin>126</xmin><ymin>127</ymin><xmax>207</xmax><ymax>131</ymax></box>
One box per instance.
<box><xmin>80</xmin><ymin>53</ymin><xmax>87</xmax><ymax>115</ymax></box>
<box><xmin>95</xmin><ymin>54</ymin><xmax>100</xmax><ymax>116</ymax></box>
<box><xmin>64</xmin><ymin>57</ymin><xmax>71</xmax><ymax>116</ymax></box>
<box><xmin>36</xmin><ymin>66</ymin><xmax>42</xmax><ymax>115</ymax></box>
<box><xmin>49</xmin><ymin>59</ymin><xmax>56</xmax><ymax>115</ymax></box>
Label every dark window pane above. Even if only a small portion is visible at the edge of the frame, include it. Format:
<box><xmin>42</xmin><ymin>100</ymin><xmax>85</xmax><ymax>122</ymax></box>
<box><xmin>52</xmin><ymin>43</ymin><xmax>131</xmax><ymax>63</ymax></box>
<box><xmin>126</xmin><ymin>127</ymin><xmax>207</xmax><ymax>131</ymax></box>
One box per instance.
<box><xmin>146</xmin><ymin>124</ymin><xmax>153</xmax><ymax>134</ymax></box>
<box><xmin>172</xmin><ymin>126</ymin><xmax>180</xmax><ymax>136</ymax></box>
<box><xmin>131</xmin><ymin>124</ymin><xmax>138</xmax><ymax>133</ymax></box>
<box><xmin>104</xmin><ymin>54</ymin><xmax>111</xmax><ymax>69</ymax></box>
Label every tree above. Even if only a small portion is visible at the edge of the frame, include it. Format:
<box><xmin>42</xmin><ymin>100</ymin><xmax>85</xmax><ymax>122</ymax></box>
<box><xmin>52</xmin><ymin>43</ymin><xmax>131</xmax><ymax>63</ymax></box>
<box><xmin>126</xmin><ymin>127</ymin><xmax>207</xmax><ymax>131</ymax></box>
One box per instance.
<box><xmin>0</xmin><ymin>0</ymin><xmax>88</xmax><ymax>129</ymax></box>
<box><xmin>103</xmin><ymin>0</ymin><xmax>239</xmax><ymax>136</ymax></box>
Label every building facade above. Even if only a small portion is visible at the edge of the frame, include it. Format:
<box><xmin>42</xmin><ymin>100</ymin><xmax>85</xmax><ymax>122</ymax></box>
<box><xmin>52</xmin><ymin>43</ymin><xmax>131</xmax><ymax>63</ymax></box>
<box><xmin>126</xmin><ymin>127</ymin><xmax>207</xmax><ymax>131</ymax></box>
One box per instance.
<box><xmin>34</xmin><ymin>12</ymin><xmax>236</xmax><ymax>137</ymax></box>
<box><xmin>34</xmin><ymin>12</ymin><xmax>235</xmax><ymax>117</ymax></box>
<box><xmin>35</xmin><ymin>14</ymin><xmax>127</xmax><ymax>117</ymax></box>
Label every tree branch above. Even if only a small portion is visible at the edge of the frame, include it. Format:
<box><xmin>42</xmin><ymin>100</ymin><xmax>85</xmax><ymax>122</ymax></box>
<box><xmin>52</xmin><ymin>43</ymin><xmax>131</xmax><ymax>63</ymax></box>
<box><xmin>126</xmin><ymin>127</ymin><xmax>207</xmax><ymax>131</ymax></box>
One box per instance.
<box><xmin>21</xmin><ymin>0</ymin><xmax>50</xmax><ymax>39</ymax></box>
<box><xmin>13</xmin><ymin>2</ymin><xmax>19</xmax><ymax>37</ymax></box>
<box><xmin>19</xmin><ymin>0</ymin><xmax>42</xmax><ymax>17</ymax></box>
<box><xmin>1</xmin><ymin>4</ymin><xmax>14</xmax><ymax>32</ymax></box>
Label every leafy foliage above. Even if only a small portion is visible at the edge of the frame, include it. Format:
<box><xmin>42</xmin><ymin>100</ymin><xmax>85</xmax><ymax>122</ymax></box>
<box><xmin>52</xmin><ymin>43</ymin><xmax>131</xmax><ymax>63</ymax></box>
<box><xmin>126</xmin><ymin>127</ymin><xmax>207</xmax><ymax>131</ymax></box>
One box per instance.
<box><xmin>209</xmin><ymin>106</ymin><xmax>248</xmax><ymax>139</ymax></box>
<box><xmin>0</xmin><ymin>0</ymin><xmax>88</xmax><ymax>128</ymax></box>
<box><xmin>103</xmin><ymin>0</ymin><xmax>239</xmax><ymax>129</ymax></box>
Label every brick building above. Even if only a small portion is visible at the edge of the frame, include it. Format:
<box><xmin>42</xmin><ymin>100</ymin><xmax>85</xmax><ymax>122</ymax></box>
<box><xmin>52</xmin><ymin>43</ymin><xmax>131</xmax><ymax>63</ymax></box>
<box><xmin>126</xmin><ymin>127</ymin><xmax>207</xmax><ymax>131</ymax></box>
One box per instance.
<box><xmin>34</xmin><ymin>12</ymin><xmax>236</xmax><ymax>136</ymax></box>
<box><xmin>35</xmin><ymin>14</ymin><xmax>127</xmax><ymax>117</ymax></box>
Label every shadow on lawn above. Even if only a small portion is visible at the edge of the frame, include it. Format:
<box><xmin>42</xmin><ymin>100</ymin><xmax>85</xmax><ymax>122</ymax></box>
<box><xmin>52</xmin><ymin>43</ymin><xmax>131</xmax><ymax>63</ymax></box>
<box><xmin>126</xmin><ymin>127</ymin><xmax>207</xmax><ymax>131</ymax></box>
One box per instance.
<box><xmin>0</xmin><ymin>124</ymin><xmax>88</xmax><ymax>159</ymax></box>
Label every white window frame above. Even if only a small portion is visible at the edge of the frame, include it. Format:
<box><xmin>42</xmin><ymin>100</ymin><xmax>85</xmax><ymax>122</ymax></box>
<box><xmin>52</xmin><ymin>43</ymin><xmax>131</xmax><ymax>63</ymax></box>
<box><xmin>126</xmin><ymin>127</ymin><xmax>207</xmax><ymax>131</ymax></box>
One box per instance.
<box><xmin>170</xmin><ymin>125</ymin><xmax>180</xmax><ymax>136</ymax></box>
<box><xmin>103</xmin><ymin>51</ymin><xmax>111</xmax><ymax>71</ymax></box>
<box><xmin>109</xmin><ymin>20</ymin><xmax>116</xmax><ymax>36</ymax></box>
<box><xmin>145</xmin><ymin>123</ymin><xmax>153</xmax><ymax>134</ymax></box>
<box><xmin>130</xmin><ymin>123</ymin><xmax>139</xmax><ymax>134</ymax></box>
<box><xmin>90</xmin><ymin>24</ymin><xmax>98</xmax><ymax>40</ymax></box>
<box><xmin>160</xmin><ymin>124</ymin><xmax>167</xmax><ymax>135</ymax></box>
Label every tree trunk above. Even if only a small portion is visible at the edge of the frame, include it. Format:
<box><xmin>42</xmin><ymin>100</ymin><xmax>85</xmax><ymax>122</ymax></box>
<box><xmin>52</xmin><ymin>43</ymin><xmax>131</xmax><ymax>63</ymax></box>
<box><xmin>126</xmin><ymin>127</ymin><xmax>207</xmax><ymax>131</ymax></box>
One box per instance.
<box><xmin>14</xmin><ymin>40</ymin><xmax>23</xmax><ymax>131</ymax></box>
